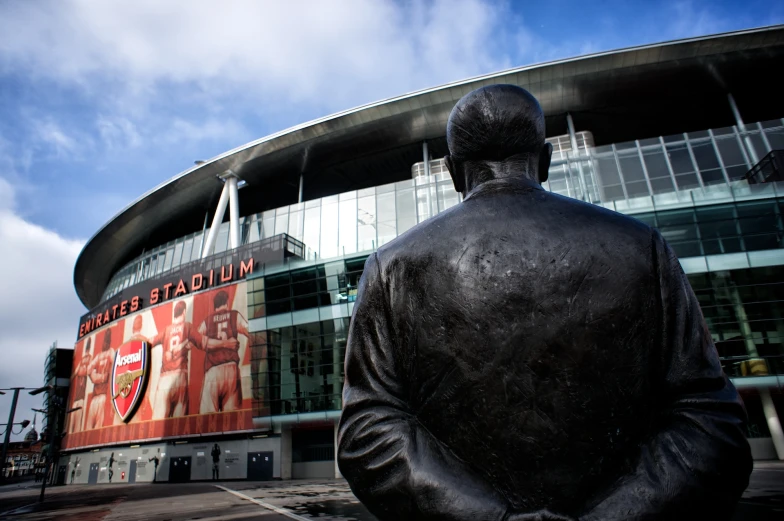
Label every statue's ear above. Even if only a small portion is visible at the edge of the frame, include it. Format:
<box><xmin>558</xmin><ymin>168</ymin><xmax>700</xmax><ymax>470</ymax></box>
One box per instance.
<box><xmin>538</xmin><ymin>142</ymin><xmax>553</xmax><ymax>184</ymax></box>
<box><xmin>444</xmin><ymin>155</ymin><xmax>465</xmax><ymax>194</ymax></box>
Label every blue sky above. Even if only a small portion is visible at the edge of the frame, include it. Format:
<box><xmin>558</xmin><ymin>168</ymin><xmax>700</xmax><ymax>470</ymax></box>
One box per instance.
<box><xmin>0</xmin><ymin>0</ymin><xmax>782</xmax><ymax>437</ymax></box>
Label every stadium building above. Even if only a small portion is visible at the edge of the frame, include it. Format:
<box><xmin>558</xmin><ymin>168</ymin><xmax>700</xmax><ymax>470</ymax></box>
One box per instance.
<box><xmin>60</xmin><ymin>26</ymin><xmax>784</xmax><ymax>485</ymax></box>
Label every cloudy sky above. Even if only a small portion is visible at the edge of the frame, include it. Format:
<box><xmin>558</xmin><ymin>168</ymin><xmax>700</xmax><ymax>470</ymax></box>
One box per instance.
<box><xmin>1</xmin><ymin>0</ymin><xmax>782</xmax><ymax>438</ymax></box>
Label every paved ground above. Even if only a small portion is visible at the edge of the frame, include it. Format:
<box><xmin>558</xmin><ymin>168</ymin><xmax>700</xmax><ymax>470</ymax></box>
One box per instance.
<box><xmin>0</xmin><ymin>464</ymin><xmax>781</xmax><ymax>521</ymax></box>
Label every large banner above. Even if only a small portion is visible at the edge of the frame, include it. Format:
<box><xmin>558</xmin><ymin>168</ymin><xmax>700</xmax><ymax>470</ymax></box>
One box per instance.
<box><xmin>63</xmin><ymin>283</ymin><xmax>255</xmax><ymax>450</ymax></box>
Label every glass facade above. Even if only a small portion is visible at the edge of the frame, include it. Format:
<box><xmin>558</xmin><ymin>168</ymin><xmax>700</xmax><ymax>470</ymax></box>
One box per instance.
<box><xmin>247</xmin><ymin>257</ymin><xmax>368</xmax><ymax>417</ymax></box>
<box><xmin>100</xmin><ymin>118</ymin><xmax>784</xmax><ymax>304</ymax></box>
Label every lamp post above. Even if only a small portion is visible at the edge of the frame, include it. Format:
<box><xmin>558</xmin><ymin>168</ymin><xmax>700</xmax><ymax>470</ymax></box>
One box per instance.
<box><xmin>33</xmin><ymin>399</ymin><xmax>81</xmax><ymax>503</ymax></box>
<box><xmin>1</xmin><ymin>386</ymin><xmax>45</xmax><ymax>481</ymax></box>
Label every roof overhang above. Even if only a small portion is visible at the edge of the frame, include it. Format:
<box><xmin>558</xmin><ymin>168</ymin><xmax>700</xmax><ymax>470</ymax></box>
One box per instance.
<box><xmin>74</xmin><ymin>25</ymin><xmax>784</xmax><ymax>309</ymax></box>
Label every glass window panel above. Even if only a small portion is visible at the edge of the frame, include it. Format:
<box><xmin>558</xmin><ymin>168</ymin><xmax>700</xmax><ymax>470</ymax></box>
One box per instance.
<box><xmin>376</xmin><ymin>191</ymin><xmax>396</xmax><ymax>247</ymax></box>
<box><xmin>288</xmin><ymin>208</ymin><xmax>304</xmax><ymax>241</ymax></box>
<box><xmin>156</xmin><ymin>253</ymin><xmax>166</xmax><ymax>275</ymax></box>
<box><xmin>674</xmin><ymin>173</ymin><xmax>700</xmax><ymax>190</ymax></box>
<box><xmin>275</xmin><ymin>207</ymin><xmax>289</xmax><ymax>237</ymax></box>
<box><xmin>357</xmin><ymin>195</ymin><xmax>376</xmax><ymax>252</ymax></box>
<box><xmin>338</xmin><ymin>197</ymin><xmax>358</xmax><ymax>256</ymax></box>
<box><xmin>697</xmin><ymin>206</ymin><xmax>741</xmax><ymax>255</ymax></box>
<box><xmin>737</xmin><ymin>201</ymin><xmax>782</xmax><ymax>251</ymax></box>
<box><xmin>593</xmin><ymin>148</ymin><xmax>622</xmax><ymax>200</ymax></box>
<box><xmin>712</xmin><ymin>127</ymin><xmax>734</xmax><ymax>136</ymax></box>
<box><xmin>688</xmin><ymin>131</ymin><xmax>710</xmax><ymax>139</ymax></box>
<box><xmin>215</xmin><ymin>221</ymin><xmax>230</xmax><ymax>254</ymax></box>
<box><xmin>700</xmin><ymin>169</ymin><xmax>725</xmax><ymax>186</ymax></box>
<box><xmin>690</xmin><ymin>141</ymin><xmax>724</xmax><ymax>186</ymax></box>
<box><xmin>666</xmin><ymin>144</ymin><xmax>696</xmax><ymax>175</ymax></box>
<box><xmin>764</xmin><ymin>128</ymin><xmax>784</xmax><ymax>151</ymax></box>
<box><xmin>748</xmin><ymin>132</ymin><xmax>770</xmax><ymax>157</ymax></box>
<box><xmin>163</xmin><ymin>247</ymin><xmax>175</xmax><ymax>271</ymax></box>
<box><xmin>416</xmin><ymin>182</ymin><xmax>438</xmax><ymax>223</ymax></box>
<box><xmin>634</xmin><ymin>213</ymin><xmax>656</xmax><ymax>227</ymax></box>
<box><xmin>172</xmin><ymin>242</ymin><xmax>183</xmax><ymax>269</ymax></box>
<box><xmin>691</xmin><ymin>141</ymin><xmax>721</xmax><ymax>170</ymax></box>
<box><xmin>714</xmin><ymin>136</ymin><xmax>747</xmax><ymax>170</ymax></box>
<box><xmin>624</xmin><ymin>181</ymin><xmax>650</xmax><ymax>198</ymax></box>
<box><xmin>320</xmin><ymin>202</ymin><xmax>339</xmax><ymax>259</ymax></box>
<box><xmin>438</xmin><ymin>180</ymin><xmax>460</xmax><ymax>212</ymax></box>
<box><xmin>262</xmin><ymin>210</ymin><xmax>276</xmax><ymax>239</ymax></box>
<box><xmin>657</xmin><ymin>209</ymin><xmax>700</xmax><ymax>257</ymax></box>
<box><xmin>239</xmin><ymin>216</ymin><xmax>250</xmax><ymax>245</ymax></box>
<box><xmin>396</xmin><ymin>186</ymin><xmax>417</xmax><ymax>235</ymax></box>
<box><xmin>303</xmin><ymin>205</ymin><xmax>321</xmax><ymax>260</ymax></box>
<box><xmin>725</xmin><ymin>165</ymin><xmax>748</xmax><ymax>181</ymax></box>
<box><xmin>617</xmin><ymin>151</ymin><xmax>646</xmax><ymax>183</ymax></box>
<box><xmin>249</xmin><ymin>215</ymin><xmax>261</xmax><ymax>243</ymax></box>
<box><xmin>642</xmin><ymin>149</ymin><xmax>675</xmax><ymax>194</ymax></box>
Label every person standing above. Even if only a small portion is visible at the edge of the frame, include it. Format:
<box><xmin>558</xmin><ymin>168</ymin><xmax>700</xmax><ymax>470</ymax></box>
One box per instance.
<box><xmin>211</xmin><ymin>443</ymin><xmax>221</xmax><ymax>481</ymax></box>
<box><xmin>107</xmin><ymin>452</ymin><xmax>115</xmax><ymax>483</ymax></box>
<box><xmin>148</xmin><ymin>449</ymin><xmax>160</xmax><ymax>483</ymax></box>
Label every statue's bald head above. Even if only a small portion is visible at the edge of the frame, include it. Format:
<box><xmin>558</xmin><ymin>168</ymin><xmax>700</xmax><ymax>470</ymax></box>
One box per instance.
<box><xmin>445</xmin><ymin>84</ymin><xmax>551</xmax><ymax>194</ymax></box>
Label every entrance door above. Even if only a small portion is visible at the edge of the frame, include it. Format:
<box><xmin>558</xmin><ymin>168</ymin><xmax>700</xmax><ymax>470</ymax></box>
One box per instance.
<box><xmin>247</xmin><ymin>452</ymin><xmax>273</xmax><ymax>481</ymax></box>
<box><xmin>56</xmin><ymin>465</ymin><xmax>67</xmax><ymax>486</ymax></box>
<box><xmin>128</xmin><ymin>460</ymin><xmax>136</xmax><ymax>484</ymax></box>
<box><xmin>168</xmin><ymin>456</ymin><xmax>192</xmax><ymax>483</ymax></box>
<box><xmin>87</xmin><ymin>463</ymin><xmax>99</xmax><ymax>484</ymax></box>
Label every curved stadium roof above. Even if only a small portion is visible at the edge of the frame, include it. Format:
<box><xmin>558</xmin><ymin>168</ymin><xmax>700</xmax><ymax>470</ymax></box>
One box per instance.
<box><xmin>74</xmin><ymin>25</ymin><xmax>784</xmax><ymax>309</ymax></box>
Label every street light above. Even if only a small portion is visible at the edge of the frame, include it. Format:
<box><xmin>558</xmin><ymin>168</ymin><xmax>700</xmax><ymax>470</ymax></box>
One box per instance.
<box><xmin>1</xmin><ymin>386</ymin><xmax>49</xmax><ymax>481</ymax></box>
<box><xmin>37</xmin><ymin>400</ymin><xmax>80</xmax><ymax>502</ymax></box>
<box><xmin>28</xmin><ymin>386</ymin><xmax>53</xmax><ymax>396</ymax></box>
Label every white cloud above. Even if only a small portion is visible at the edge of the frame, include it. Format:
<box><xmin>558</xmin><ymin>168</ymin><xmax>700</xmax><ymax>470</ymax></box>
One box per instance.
<box><xmin>165</xmin><ymin>118</ymin><xmax>246</xmax><ymax>145</ymax></box>
<box><xmin>97</xmin><ymin>115</ymin><xmax>142</xmax><ymax>150</ymax></box>
<box><xmin>32</xmin><ymin>119</ymin><xmax>80</xmax><ymax>157</ymax></box>
<box><xmin>0</xmin><ymin>177</ymin><xmax>85</xmax><ymax>441</ymax></box>
<box><xmin>0</xmin><ymin>0</ymin><xmax>521</xmax><ymax>109</ymax></box>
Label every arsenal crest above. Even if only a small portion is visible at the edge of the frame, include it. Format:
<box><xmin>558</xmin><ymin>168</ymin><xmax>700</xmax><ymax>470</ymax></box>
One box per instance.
<box><xmin>112</xmin><ymin>340</ymin><xmax>149</xmax><ymax>422</ymax></box>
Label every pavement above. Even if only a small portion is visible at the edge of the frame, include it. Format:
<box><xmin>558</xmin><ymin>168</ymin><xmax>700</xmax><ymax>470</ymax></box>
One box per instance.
<box><xmin>0</xmin><ymin>463</ymin><xmax>781</xmax><ymax>521</ymax></box>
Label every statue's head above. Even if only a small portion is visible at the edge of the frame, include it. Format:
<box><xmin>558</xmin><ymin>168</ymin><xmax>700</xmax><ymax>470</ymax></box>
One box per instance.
<box><xmin>445</xmin><ymin>84</ymin><xmax>552</xmax><ymax>195</ymax></box>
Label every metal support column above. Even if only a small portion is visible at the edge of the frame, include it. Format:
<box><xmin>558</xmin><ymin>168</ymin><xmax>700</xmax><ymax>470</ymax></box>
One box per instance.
<box><xmin>684</xmin><ymin>133</ymin><xmax>706</xmax><ymax>189</ymax></box>
<box><xmin>708</xmin><ymin>129</ymin><xmax>732</xmax><ymax>186</ymax></box>
<box><xmin>228</xmin><ymin>176</ymin><xmax>240</xmax><ymax>250</ymax></box>
<box><xmin>611</xmin><ymin>144</ymin><xmax>630</xmax><ymax>200</ymax></box>
<box><xmin>635</xmin><ymin>140</ymin><xmax>655</xmax><ymax>196</ymax></box>
<box><xmin>659</xmin><ymin>136</ymin><xmax>680</xmax><ymax>191</ymax></box>
<box><xmin>567</xmin><ymin>114</ymin><xmax>589</xmax><ymax>200</ymax></box>
<box><xmin>0</xmin><ymin>388</ymin><xmax>20</xmax><ymax>480</ymax></box>
<box><xmin>201</xmin><ymin>181</ymin><xmax>230</xmax><ymax>258</ymax></box>
<box><xmin>422</xmin><ymin>141</ymin><xmax>431</xmax><ymax>177</ymax></box>
<box><xmin>761</xmin><ymin>388</ymin><xmax>784</xmax><ymax>460</ymax></box>
<box><xmin>729</xmin><ymin>280</ymin><xmax>784</xmax><ymax>459</ymax></box>
<box><xmin>728</xmin><ymin>93</ymin><xmax>759</xmax><ymax>164</ymax></box>
<box><xmin>298</xmin><ymin>173</ymin><xmax>305</xmax><ymax>204</ymax></box>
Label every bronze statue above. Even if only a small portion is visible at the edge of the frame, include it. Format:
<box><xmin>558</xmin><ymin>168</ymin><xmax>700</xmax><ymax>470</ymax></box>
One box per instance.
<box><xmin>338</xmin><ymin>85</ymin><xmax>752</xmax><ymax>520</ymax></box>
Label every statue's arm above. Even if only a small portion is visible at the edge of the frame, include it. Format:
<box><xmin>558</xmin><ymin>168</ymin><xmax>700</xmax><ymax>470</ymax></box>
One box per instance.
<box><xmin>580</xmin><ymin>231</ymin><xmax>752</xmax><ymax>521</ymax></box>
<box><xmin>337</xmin><ymin>253</ymin><xmax>511</xmax><ymax>521</ymax></box>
